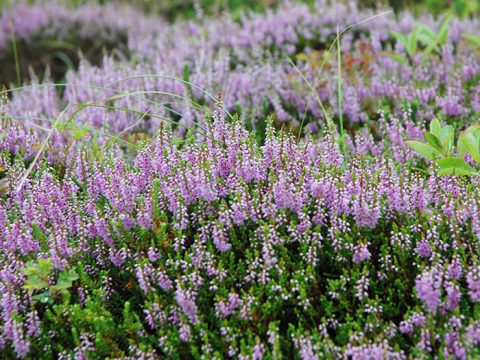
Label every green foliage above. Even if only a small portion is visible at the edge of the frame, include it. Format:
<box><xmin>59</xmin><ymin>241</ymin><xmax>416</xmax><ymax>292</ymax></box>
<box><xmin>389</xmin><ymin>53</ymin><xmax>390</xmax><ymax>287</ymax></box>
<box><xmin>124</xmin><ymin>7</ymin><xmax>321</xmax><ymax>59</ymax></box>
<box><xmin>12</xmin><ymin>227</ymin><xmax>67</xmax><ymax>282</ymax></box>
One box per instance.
<box><xmin>414</xmin><ymin>16</ymin><xmax>453</xmax><ymax>54</ymax></box>
<box><xmin>385</xmin><ymin>0</ymin><xmax>479</xmax><ymax>17</ymax></box>
<box><xmin>436</xmin><ymin>157</ymin><xmax>478</xmax><ymax>176</ymax></box>
<box><xmin>55</xmin><ymin>120</ymin><xmax>93</xmax><ymax>141</ymax></box>
<box><xmin>464</xmin><ymin>33</ymin><xmax>480</xmax><ymax>56</ymax></box>
<box><xmin>464</xmin><ymin>34</ymin><xmax>480</xmax><ymax>47</ymax></box>
<box><xmin>21</xmin><ymin>258</ymin><xmax>54</xmax><ymax>295</ymax></box>
<box><xmin>390</xmin><ymin>30</ymin><xmax>420</xmax><ymax>60</ymax></box>
<box><xmin>390</xmin><ymin>16</ymin><xmax>453</xmax><ymax>63</ymax></box>
<box><xmin>404</xmin><ymin>139</ymin><xmax>441</xmax><ymax>160</ymax></box>
<box><xmin>21</xmin><ymin>258</ymin><xmax>78</xmax><ymax>302</ymax></box>
<box><xmin>406</xmin><ymin>118</ymin><xmax>480</xmax><ymax>176</ymax></box>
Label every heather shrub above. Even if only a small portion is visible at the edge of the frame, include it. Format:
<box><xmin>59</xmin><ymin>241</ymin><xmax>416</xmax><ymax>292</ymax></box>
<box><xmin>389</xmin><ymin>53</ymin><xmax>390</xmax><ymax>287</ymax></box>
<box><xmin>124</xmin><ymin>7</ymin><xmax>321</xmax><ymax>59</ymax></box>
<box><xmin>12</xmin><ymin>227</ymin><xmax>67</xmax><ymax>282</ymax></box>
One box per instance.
<box><xmin>1</xmin><ymin>104</ymin><xmax>480</xmax><ymax>357</ymax></box>
<box><xmin>0</xmin><ymin>0</ymin><xmax>479</xmax><ymax>359</ymax></box>
<box><xmin>4</xmin><ymin>0</ymin><xmax>476</xmax><ymax>142</ymax></box>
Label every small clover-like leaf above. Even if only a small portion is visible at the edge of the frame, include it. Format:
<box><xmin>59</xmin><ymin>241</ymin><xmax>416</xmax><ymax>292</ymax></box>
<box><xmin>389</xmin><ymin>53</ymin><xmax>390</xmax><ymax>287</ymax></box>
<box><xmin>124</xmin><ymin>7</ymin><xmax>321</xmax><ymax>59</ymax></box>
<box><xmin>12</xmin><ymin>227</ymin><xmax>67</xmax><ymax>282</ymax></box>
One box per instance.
<box><xmin>23</xmin><ymin>275</ymin><xmax>49</xmax><ymax>295</ymax></box>
<box><xmin>32</xmin><ymin>291</ymin><xmax>52</xmax><ymax>304</ymax></box>
<box><xmin>52</xmin><ymin>269</ymin><xmax>79</xmax><ymax>292</ymax></box>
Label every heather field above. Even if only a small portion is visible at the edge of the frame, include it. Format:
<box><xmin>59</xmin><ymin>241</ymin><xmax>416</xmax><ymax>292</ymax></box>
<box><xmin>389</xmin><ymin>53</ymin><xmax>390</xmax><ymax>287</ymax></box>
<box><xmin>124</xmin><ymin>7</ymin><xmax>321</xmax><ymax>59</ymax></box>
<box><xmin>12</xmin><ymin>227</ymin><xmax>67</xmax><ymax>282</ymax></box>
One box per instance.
<box><xmin>0</xmin><ymin>0</ymin><xmax>480</xmax><ymax>358</ymax></box>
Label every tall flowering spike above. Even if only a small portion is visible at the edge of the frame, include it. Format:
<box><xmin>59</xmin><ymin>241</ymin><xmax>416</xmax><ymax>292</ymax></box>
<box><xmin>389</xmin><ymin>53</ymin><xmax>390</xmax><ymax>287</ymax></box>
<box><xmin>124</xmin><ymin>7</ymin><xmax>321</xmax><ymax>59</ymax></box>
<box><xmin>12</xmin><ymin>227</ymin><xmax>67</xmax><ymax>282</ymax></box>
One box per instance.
<box><xmin>320</xmin><ymin>128</ymin><xmax>343</xmax><ymax>168</ymax></box>
<box><xmin>352</xmin><ymin>243</ymin><xmax>371</xmax><ymax>263</ymax></box>
<box><xmin>12</xmin><ymin>320</ymin><xmax>30</xmax><ymax>358</ymax></box>
<box><xmin>416</xmin><ymin>267</ymin><xmax>443</xmax><ymax>313</ymax></box>
<box><xmin>467</xmin><ymin>266</ymin><xmax>480</xmax><ymax>302</ymax></box>
<box><xmin>215</xmin><ymin>293</ymin><xmax>241</xmax><ymax>319</ymax></box>
<box><xmin>175</xmin><ymin>286</ymin><xmax>199</xmax><ymax>324</ymax></box>
<box><xmin>445</xmin><ymin>282</ymin><xmax>461</xmax><ymax>310</ymax></box>
<box><xmin>0</xmin><ymin>1</ymin><xmax>479</xmax><ymax>358</ymax></box>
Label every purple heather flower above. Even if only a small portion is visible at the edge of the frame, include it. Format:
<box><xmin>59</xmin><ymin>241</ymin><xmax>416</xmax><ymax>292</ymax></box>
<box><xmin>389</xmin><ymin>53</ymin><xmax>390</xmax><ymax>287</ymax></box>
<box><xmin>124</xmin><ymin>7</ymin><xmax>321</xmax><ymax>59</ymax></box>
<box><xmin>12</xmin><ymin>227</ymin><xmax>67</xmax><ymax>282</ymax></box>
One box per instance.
<box><xmin>175</xmin><ymin>286</ymin><xmax>199</xmax><ymax>324</ymax></box>
<box><xmin>26</xmin><ymin>311</ymin><xmax>40</xmax><ymax>338</ymax></box>
<box><xmin>467</xmin><ymin>266</ymin><xmax>480</xmax><ymax>302</ymax></box>
<box><xmin>447</xmin><ymin>257</ymin><xmax>463</xmax><ymax>280</ymax></box>
<box><xmin>12</xmin><ymin>320</ymin><xmax>30</xmax><ymax>358</ymax></box>
<box><xmin>415</xmin><ymin>239</ymin><xmax>432</xmax><ymax>258</ymax></box>
<box><xmin>445</xmin><ymin>282</ymin><xmax>461</xmax><ymax>310</ymax></box>
<box><xmin>252</xmin><ymin>343</ymin><xmax>265</xmax><ymax>360</ymax></box>
<box><xmin>352</xmin><ymin>243</ymin><xmax>371</xmax><ymax>263</ymax></box>
<box><xmin>416</xmin><ymin>268</ymin><xmax>442</xmax><ymax>313</ymax></box>
<box><xmin>215</xmin><ymin>293</ymin><xmax>241</xmax><ymax>318</ymax></box>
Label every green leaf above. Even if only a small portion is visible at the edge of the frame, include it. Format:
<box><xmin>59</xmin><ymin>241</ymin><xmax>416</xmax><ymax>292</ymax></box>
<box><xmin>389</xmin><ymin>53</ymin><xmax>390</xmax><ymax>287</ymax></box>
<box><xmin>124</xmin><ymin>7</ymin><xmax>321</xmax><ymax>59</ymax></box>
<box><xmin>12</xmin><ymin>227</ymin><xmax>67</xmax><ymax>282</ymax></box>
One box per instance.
<box><xmin>436</xmin><ymin>16</ymin><xmax>453</xmax><ymax>45</ymax></box>
<box><xmin>32</xmin><ymin>291</ymin><xmax>52</xmax><ymax>304</ymax></box>
<box><xmin>464</xmin><ymin>124</ymin><xmax>480</xmax><ymax>135</ymax></box>
<box><xmin>21</xmin><ymin>259</ymin><xmax>53</xmax><ymax>277</ymax></box>
<box><xmin>388</xmin><ymin>53</ymin><xmax>408</xmax><ymax>64</ymax></box>
<box><xmin>23</xmin><ymin>275</ymin><xmax>49</xmax><ymax>294</ymax></box>
<box><xmin>440</xmin><ymin>125</ymin><xmax>455</xmax><ymax>155</ymax></box>
<box><xmin>437</xmin><ymin>22</ymin><xmax>450</xmax><ymax>46</ymax></box>
<box><xmin>51</xmin><ymin>269</ymin><xmax>78</xmax><ymax>292</ymax></box>
<box><xmin>438</xmin><ymin>167</ymin><xmax>478</xmax><ymax>176</ymax></box>
<box><xmin>152</xmin><ymin>178</ymin><xmax>161</xmax><ymax>221</ymax></box>
<box><xmin>430</xmin><ymin>118</ymin><xmax>442</xmax><ymax>140</ymax></box>
<box><xmin>437</xmin><ymin>157</ymin><xmax>478</xmax><ymax>176</ymax></box>
<box><xmin>417</xmin><ymin>32</ymin><xmax>436</xmax><ymax>49</ymax></box>
<box><xmin>21</xmin><ymin>262</ymin><xmax>39</xmax><ymax>276</ymax></box>
<box><xmin>31</xmin><ymin>223</ymin><xmax>48</xmax><ymax>244</ymax></box>
<box><xmin>464</xmin><ymin>124</ymin><xmax>480</xmax><ymax>149</ymax></box>
<box><xmin>405</xmin><ymin>140</ymin><xmax>440</xmax><ymax>160</ymax></box>
<box><xmin>406</xmin><ymin>32</ymin><xmax>418</xmax><ymax>57</ymax></box>
<box><xmin>63</xmin><ymin>269</ymin><xmax>79</xmax><ymax>282</ymax></box>
<box><xmin>71</xmin><ymin>175</ymin><xmax>86</xmax><ymax>191</ymax></box>
<box><xmin>416</xmin><ymin>24</ymin><xmax>436</xmax><ymax>40</ymax></box>
<box><xmin>421</xmin><ymin>42</ymin><xmax>438</xmax><ymax>58</ymax></box>
<box><xmin>423</xmin><ymin>132</ymin><xmax>443</xmax><ymax>151</ymax></box>
<box><xmin>390</xmin><ymin>31</ymin><xmax>407</xmax><ymax>48</ymax></box>
<box><xmin>71</xmin><ymin>128</ymin><xmax>91</xmax><ymax>140</ymax></box>
<box><xmin>59</xmin><ymin>269</ymin><xmax>79</xmax><ymax>284</ymax></box>
<box><xmin>441</xmin><ymin>124</ymin><xmax>454</xmax><ymax>138</ymax></box>
<box><xmin>38</xmin><ymin>259</ymin><xmax>54</xmax><ymax>275</ymax></box>
<box><xmin>55</xmin><ymin>121</ymin><xmax>67</xmax><ymax>131</ymax></box>
<box><xmin>459</xmin><ymin>133</ymin><xmax>480</xmax><ymax>163</ymax></box>
<box><xmin>458</xmin><ymin>136</ymin><xmax>468</xmax><ymax>159</ymax></box>
<box><xmin>464</xmin><ymin>34</ymin><xmax>480</xmax><ymax>47</ymax></box>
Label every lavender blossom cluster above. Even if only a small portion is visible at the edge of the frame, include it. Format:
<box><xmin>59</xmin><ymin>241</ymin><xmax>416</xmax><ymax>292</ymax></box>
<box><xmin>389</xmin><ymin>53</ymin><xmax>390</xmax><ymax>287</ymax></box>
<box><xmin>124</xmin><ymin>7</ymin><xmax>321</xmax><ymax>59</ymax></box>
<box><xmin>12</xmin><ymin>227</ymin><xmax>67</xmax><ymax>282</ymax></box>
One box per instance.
<box><xmin>0</xmin><ymin>1</ymin><xmax>159</xmax><ymax>52</ymax></box>
<box><xmin>2</xmin><ymin>104</ymin><xmax>480</xmax><ymax>358</ymax></box>
<box><xmin>0</xmin><ymin>0</ymin><xmax>479</xmax><ymax>359</ymax></box>
<box><xmin>5</xmin><ymin>0</ymin><xmax>479</xmax><ymax>140</ymax></box>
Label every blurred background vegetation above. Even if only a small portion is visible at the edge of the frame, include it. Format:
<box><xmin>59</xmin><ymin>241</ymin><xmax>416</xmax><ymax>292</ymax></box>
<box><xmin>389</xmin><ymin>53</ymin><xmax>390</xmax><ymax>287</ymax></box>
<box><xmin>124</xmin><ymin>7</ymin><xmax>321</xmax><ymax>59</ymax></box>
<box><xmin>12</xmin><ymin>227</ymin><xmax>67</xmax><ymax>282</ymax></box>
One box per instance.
<box><xmin>1</xmin><ymin>0</ymin><xmax>479</xmax><ymax>20</ymax></box>
<box><xmin>0</xmin><ymin>0</ymin><xmax>477</xmax><ymax>87</ymax></box>
<box><xmin>144</xmin><ymin>0</ymin><xmax>480</xmax><ymax>19</ymax></box>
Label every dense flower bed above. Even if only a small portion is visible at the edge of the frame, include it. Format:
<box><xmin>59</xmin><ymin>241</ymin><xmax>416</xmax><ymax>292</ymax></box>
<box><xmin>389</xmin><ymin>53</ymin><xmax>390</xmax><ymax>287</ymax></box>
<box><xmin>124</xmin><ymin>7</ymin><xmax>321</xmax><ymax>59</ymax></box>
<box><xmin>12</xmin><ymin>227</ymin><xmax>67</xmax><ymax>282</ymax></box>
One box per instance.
<box><xmin>5</xmin><ymin>1</ymin><xmax>478</xmax><ymax>137</ymax></box>
<box><xmin>2</xmin><ymin>108</ymin><xmax>480</xmax><ymax>358</ymax></box>
<box><xmin>0</xmin><ymin>0</ymin><xmax>480</xmax><ymax>359</ymax></box>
